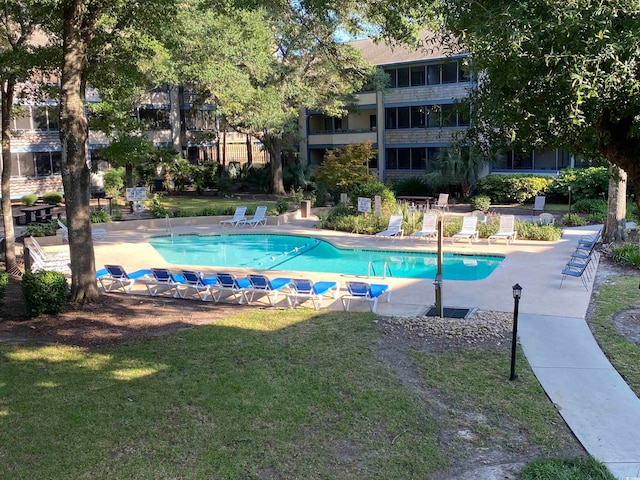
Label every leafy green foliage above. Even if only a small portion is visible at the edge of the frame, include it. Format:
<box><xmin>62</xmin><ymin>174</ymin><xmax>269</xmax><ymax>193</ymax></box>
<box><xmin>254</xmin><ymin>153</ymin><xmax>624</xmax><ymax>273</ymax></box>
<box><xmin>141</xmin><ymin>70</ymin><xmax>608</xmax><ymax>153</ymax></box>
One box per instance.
<box><xmin>24</xmin><ymin>220</ymin><xmax>58</xmax><ymax>238</ymax></box>
<box><xmin>562</xmin><ymin>213</ymin><xmax>587</xmax><ymax>227</ymax></box>
<box><xmin>552</xmin><ymin>168</ymin><xmax>610</xmax><ymax>202</ymax></box>
<box><xmin>318</xmin><ymin>209</ymin><xmax>389</xmax><ymax>235</ymax></box>
<box><xmin>315</xmin><ymin>142</ymin><xmax>376</xmax><ymax>193</ymax></box>
<box><xmin>470</xmin><ymin>195</ymin><xmax>491</xmax><ymax>212</ymax></box>
<box><xmin>0</xmin><ymin>271</ymin><xmax>8</xmax><ymax>309</ymax></box>
<box><xmin>90</xmin><ymin>210</ymin><xmax>111</xmax><ymax>224</ymax></box>
<box><xmin>102</xmin><ymin>168</ymin><xmax>125</xmax><ymax>198</ymax></box>
<box><xmin>21</xmin><ymin>195</ymin><xmax>37</xmax><ymax>206</ymax></box>
<box><xmin>348</xmin><ymin>181</ymin><xmax>396</xmax><ymax>215</ymax></box>
<box><xmin>612</xmin><ymin>243</ymin><xmax>640</xmax><ymax>267</ymax></box>
<box><xmin>42</xmin><ymin>192</ymin><xmax>63</xmax><ymax>205</ymax></box>
<box><xmin>21</xmin><ymin>271</ymin><xmax>69</xmax><ymax>317</ymax></box>
<box><xmin>515</xmin><ymin>221</ymin><xmax>563</xmax><ymax>241</ymax></box>
<box><xmin>276</xmin><ymin>198</ymin><xmax>289</xmax><ymax>214</ymax></box>
<box><xmin>573</xmin><ymin>198</ymin><xmax>608</xmax><ymax>215</ymax></box>
<box><xmin>476</xmin><ymin>175</ymin><xmax>553</xmax><ymax>203</ymax></box>
<box><xmin>393</xmin><ymin>176</ymin><xmax>429</xmax><ymax>196</ymax></box>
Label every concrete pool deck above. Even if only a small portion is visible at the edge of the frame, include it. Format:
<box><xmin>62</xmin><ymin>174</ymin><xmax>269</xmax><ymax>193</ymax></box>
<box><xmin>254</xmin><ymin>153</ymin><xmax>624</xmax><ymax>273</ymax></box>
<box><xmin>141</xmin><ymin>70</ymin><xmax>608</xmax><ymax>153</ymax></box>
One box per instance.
<box><xmin>36</xmin><ymin>213</ymin><xmax>640</xmax><ymax>478</ymax></box>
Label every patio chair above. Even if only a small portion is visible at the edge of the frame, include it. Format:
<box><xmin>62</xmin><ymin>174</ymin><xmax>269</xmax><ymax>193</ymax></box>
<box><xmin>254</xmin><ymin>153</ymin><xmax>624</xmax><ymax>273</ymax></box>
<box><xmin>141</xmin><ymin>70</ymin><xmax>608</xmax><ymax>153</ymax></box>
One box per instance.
<box><xmin>488</xmin><ymin>215</ymin><xmax>517</xmax><ymax>245</ymax></box>
<box><xmin>341</xmin><ymin>281</ymin><xmax>391</xmax><ymax>314</ymax></box>
<box><xmin>432</xmin><ymin>193</ymin><xmax>449</xmax><ymax>212</ymax></box>
<box><xmin>246</xmin><ymin>274</ymin><xmax>291</xmax><ymax>305</ymax></box>
<box><xmin>451</xmin><ymin>216</ymin><xmax>479</xmax><ymax>244</ymax></box>
<box><xmin>538</xmin><ymin>213</ymin><xmax>555</xmax><ymax>225</ymax></box>
<box><xmin>287</xmin><ymin>278</ymin><xmax>340</xmax><ymax>310</ymax></box>
<box><xmin>560</xmin><ymin>255</ymin><xmax>592</xmax><ymax>291</ymax></box>
<box><xmin>409</xmin><ymin>212</ymin><xmax>438</xmax><ymax>241</ymax></box>
<box><xmin>533</xmin><ymin>195</ymin><xmax>546</xmax><ymax>214</ymax></box>
<box><xmin>179</xmin><ymin>270</ymin><xmax>219</xmax><ymax>301</ymax></box>
<box><xmin>146</xmin><ymin>268</ymin><xmax>187</xmax><ymax>297</ymax></box>
<box><xmin>375</xmin><ymin>215</ymin><xmax>404</xmax><ymax>238</ymax></box>
<box><xmin>99</xmin><ymin>265</ymin><xmax>153</xmax><ymax>293</ymax></box>
<box><xmin>26</xmin><ymin>237</ymin><xmax>70</xmax><ymax>273</ymax></box>
<box><xmin>237</xmin><ymin>206</ymin><xmax>268</xmax><ymax>228</ymax></box>
<box><xmin>213</xmin><ymin>272</ymin><xmax>251</xmax><ymax>303</ymax></box>
<box><xmin>219</xmin><ymin>206</ymin><xmax>247</xmax><ymax>227</ymax></box>
<box><xmin>57</xmin><ymin>219</ymin><xmax>107</xmax><ymax>241</ymax></box>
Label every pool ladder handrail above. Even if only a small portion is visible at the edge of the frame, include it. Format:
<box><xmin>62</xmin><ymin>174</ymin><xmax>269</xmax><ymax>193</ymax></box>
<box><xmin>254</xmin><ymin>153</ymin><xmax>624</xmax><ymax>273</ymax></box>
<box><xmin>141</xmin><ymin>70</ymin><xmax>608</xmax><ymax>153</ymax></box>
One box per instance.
<box><xmin>367</xmin><ymin>261</ymin><xmax>393</xmax><ymax>278</ymax></box>
<box><xmin>165</xmin><ymin>214</ymin><xmax>174</xmax><ymax>238</ymax></box>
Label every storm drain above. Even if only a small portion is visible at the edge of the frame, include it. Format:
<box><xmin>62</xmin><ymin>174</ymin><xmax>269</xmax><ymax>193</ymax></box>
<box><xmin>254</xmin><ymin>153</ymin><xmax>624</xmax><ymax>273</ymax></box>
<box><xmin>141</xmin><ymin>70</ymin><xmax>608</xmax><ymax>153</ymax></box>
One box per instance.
<box><xmin>425</xmin><ymin>307</ymin><xmax>475</xmax><ymax>319</ymax></box>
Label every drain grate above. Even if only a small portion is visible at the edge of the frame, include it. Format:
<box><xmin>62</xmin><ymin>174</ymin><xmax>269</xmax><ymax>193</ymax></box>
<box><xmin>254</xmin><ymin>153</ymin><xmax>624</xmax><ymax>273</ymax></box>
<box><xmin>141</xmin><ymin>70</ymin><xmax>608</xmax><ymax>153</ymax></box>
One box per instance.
<box><xmin>425</xmin><ymin>307</ymin><xmax>473</xmax><ymax>319</ymax></box>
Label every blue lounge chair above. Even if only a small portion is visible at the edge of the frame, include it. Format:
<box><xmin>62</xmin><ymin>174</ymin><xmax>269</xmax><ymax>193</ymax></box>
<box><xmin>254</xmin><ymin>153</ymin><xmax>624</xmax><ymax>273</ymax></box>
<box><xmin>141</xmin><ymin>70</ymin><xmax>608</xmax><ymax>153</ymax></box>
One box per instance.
<box><xmin>99</xmin><ymin>265</ymin><xmax>152</xmax><ymax>294</ymax></box>
<box><xmin>246</xmin><ymin>274</ymin><xmax>291</xmax><ymax>305</ymax></box>
<box><xmin>560</xmin><ymin>256</ymin><xmax>592</xmax><ymax>291</ymax></box>
<box><xmin>341</xmin><ymin>281</ymin><xmax>391</xmax><ymax>313</ymax></box>
<box><xmin>180</xmin><ymin>270</ymin><xmax>219</xmax><ymax>301</ymax></box>
<box><xmin>238</xmin><ymin>206</ymin><xmax>268</xmax><ymax>228</ymax></box>
<box><xmin>213</xmin><ymin>272</ymin><xmax>251</xmax><ymax>303</ymax></box>
<box><xmin>146</xmin><ymin>268</ymin><xmax>186</xmax><ymax>297</ymax></box>
<box><xmin>287</xmin><ymin>278</ymin><xmax>339</xmax><ymax>310</ymax></box>
<box><xmin>219</xmin><ymin>206</ymin><xmax>247</xmax><ymax>227</ymax></box>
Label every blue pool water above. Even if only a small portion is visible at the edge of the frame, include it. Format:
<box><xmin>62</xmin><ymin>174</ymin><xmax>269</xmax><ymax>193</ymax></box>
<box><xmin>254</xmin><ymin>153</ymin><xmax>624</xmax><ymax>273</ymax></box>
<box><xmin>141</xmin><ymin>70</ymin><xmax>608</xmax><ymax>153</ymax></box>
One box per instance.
<box><xmin>148</xmin><ymin>234</ymin><xmax>503</xmax><ymax>280</ymax></box>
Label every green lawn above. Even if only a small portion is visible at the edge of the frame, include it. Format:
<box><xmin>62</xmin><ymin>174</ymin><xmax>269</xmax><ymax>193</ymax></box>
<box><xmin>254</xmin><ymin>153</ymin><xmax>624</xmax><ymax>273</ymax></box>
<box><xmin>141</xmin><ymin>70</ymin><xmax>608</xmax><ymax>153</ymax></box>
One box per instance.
<box><xmin>0</xmin><ymin>309</ymin><xmax>588</xmax><ymax>479</ymax></box>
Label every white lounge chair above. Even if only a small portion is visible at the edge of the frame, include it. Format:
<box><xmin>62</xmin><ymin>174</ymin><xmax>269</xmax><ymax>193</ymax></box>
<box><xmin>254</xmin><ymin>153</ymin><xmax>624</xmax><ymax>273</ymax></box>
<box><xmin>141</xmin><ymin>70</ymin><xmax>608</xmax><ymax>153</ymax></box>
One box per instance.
<box><xmin>287</xmin><ymin>278</ymin><xmax>340</xmax><ymax>310</ymax></box>
<box><xmin>451</xmin><ymin>216</ymin><xmax>479</xmax><ymax>244</ymax></box>
<box><xmin>432</xmin><ymin>193</ymin><xmax>449</xmax><ymax>212</ymax></box>
<box><xmin>410</xmin><ymin>212</ymin><xmax>438</xmax><ymax>241</ymax></box>
<box><xmin>26</xmin><ymin>237</ymin><xmax>70</xmax><ymax>272</ymax></box>
<box><xmin>375</xmin><ymin>215</ymin><xmax>404</xmax><ymax>238</ymax></box>
<box><xmin>238</xmin><ymin>206</ymin><xmax>268</xmax><ymax>228</ymax></box>
<box><xmin>533</xmin><ymin>195</ymin><xmax>546</xmax><ymax>213</ymax></box>
<box><xmin>488</xmin><ymin>215</ymin><xmax>517</xmax><ymax>245</ymax></box>
<box><xmin>219</xmin><ymin>206</ymin><xmax>247</xmax><ymax>227</ymax></box>
<box><xmin>57</xmin><ymin>219</ymin><xmax>107</xmax><ymax>241</ymax></box>
<box><xmin>341</xmin><ymin>281</ymin><xmax>391</xmax><ymax>313</ymax></box>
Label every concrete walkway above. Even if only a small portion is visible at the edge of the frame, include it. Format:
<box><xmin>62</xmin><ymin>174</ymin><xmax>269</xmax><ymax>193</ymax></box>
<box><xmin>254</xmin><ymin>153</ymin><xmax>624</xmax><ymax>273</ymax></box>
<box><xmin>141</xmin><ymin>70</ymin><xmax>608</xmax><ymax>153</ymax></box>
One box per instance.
<box><xmin>36</xmin><ymin>215</ymin><xmax>640</xmax><ymax>478</ymax></box>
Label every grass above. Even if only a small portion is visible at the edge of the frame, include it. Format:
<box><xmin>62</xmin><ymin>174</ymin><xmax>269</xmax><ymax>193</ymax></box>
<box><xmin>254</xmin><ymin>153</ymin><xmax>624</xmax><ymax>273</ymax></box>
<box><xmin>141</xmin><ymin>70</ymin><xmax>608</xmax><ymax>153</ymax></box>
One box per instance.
<box><xmin>587</xmin><ymin>275</ymin><xmax>640</xmax><ymax>395</ymax></box>
<box><xmin>517</xmin><ymin>457</ymin><xmax>615</xmax><ymax>480</ymax></box>
<box><xmin>0</xmin><ymin>309</ymin><xmax>586</xmax><ymax>479</ymax></box>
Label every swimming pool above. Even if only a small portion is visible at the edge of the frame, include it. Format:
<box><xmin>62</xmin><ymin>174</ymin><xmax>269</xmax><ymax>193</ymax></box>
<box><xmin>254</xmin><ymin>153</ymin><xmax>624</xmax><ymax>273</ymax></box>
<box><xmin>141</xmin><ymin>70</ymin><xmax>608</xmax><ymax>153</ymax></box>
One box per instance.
<box><xmin>148</xmin><ymin>234</ymin><xmax>503</xmax><ymax>280</ymax></box>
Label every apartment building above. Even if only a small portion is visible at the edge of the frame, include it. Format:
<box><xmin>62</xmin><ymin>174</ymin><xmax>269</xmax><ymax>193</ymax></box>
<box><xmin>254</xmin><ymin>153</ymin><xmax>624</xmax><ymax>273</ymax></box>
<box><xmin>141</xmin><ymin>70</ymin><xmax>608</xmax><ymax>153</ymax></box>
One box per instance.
<box><xmin>5</xmin><ymin>84</ymin><xmax>268</xmax><ymax>199</ymax></box>
<box><xmin>299</xmin><ymin>38</ymin><xmax>575</xmax><ymax>183</ymax></box>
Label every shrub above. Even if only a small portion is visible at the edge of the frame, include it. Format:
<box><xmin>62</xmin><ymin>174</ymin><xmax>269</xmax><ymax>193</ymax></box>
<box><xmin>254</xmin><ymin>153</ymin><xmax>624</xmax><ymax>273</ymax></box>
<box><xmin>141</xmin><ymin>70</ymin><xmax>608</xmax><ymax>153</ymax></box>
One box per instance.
<box><xmin>318</xmin><ymin>211</ymin><xmax>388</xmax><ymax>235</ymax></box>
<box><xmin>90</xmin><ymin>209</ymin><xmax>111</xmax><ymax>223</ymax></box>
<box><xmin>103</xmin><ymin>168</ymin><xmax>125</xmax><ymax>198</ymax></box>
<box><xmin>552</xmin><ymin>167</ymin><xmax>609</xmax><ymax>201</ymax></box>
<box><xmin>24</xmin><ymin>219</ymin><xmax>58</xmax><ymax>237</ymax></box>
<box><xmin>21</xmin><ymin>194</ymin><xmax>38</xmax><ymax>206</ymax></box>
<box><xmin>43</xmin><ymin>191</ymin><xmax>63</xmax><ymax>205</ymax></box>
<box><xmin>349</xmin><ymin>181</ymin><xmax>396</xmax><ymax>215</ymax></box>
<box><xmin>562</xmin><ymin>213</ymin><xmax>588</xmax><ymax>226</ymax></box>
<box><xmin>515</xmin><ymin>221</ymin><xmax>563</xmax><ymax>241</ymax></box>
<box><xmin>276</xmin><ymin>197</ymin><xmax>289</xmax><ymax>214</ymax></box>
<box><xmin>393</xmin><ymin>176</ymin><xmax>428</xmax><ymax>196</ymax></box>
<box><xmin>0</xmin><ymin>271</ymin><xmax>8</xmax><ymax>309</ymax></box>
<box><xmin>573</xmin><ymin>198</ymin><xmax>608</xmax><ymax>215</ymax></box>
<box><xmin>470</xmin><ymin>195</ymin><xmax>491</xmax><ymax>212</ymax></box>
<box><xmin>476</xmin><ymin>175</ymin><xmax>553</xmax><ymax>203</ymax></box>
<box><xmin>613</xmin><ymin>243</ymin><xmax>640</xmax><ymax>267</ymax></box>
<box><xmin>21</xmin><ymin>270</ymin><xmax>69</xmax><ymax>317</ymax></box>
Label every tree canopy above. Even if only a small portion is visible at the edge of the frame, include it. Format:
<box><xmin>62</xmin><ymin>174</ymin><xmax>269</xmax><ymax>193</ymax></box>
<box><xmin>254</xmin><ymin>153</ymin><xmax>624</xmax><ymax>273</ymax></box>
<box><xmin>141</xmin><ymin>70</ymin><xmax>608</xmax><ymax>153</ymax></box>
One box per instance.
<box><xmin>427</xmin><ymin>0</ymin><xmax>640</xmax><ymax>211</ymax></box>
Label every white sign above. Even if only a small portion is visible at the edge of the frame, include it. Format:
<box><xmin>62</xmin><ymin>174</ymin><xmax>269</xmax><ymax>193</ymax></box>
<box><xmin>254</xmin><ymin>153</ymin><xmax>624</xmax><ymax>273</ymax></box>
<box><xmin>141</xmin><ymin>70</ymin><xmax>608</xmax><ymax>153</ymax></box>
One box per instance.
<box><xmin>357</xmin><ymin>197</ymin><xmax>371</xmax><ymax>213</ymax></box>
<box><xmin>340</xmin><ymin>193</ymin><xmax>348</xmax><ymax>204</ymax></box>
<box><xmin>374</xmin><ymin>195</ymin><xmax>382</xmax><ymax>216</ymax></box>
<box><xmin>126</xmin><ymin>187</ymin><xmax>147</xmax><ymax>201</ymax></box>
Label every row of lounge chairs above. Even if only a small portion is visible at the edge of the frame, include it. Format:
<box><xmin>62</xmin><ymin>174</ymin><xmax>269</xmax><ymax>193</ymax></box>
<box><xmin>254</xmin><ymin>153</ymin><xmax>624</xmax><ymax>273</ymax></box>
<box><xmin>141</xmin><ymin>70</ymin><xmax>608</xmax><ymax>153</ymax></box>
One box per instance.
<box><xmin>97</xmin><ymin>265</ymin><xmax>392</xmax><ymax>313</ymax></box>
<box><xmin>559</xmin><ymin>228</ymin><xmax>601</xmax><ymax>290</ymax></box>
<box><xmin>219</xmin><ymin>206</ymin><xmax>268</xmax><ymax>228</ymax></box>
<box><xmin>375</xmin><ymin>214</ymin><xmax>517</xmax><ymax>245</ymax></box>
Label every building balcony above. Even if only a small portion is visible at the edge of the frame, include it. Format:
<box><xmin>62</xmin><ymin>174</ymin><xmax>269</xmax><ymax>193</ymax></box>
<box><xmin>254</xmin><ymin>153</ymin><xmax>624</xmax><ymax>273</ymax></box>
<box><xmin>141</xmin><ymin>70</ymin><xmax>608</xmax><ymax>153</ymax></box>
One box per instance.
<box><xmin>308</xmin><ymin>129</ymin><xmax>377</xmax><ymax>146</ymax></box>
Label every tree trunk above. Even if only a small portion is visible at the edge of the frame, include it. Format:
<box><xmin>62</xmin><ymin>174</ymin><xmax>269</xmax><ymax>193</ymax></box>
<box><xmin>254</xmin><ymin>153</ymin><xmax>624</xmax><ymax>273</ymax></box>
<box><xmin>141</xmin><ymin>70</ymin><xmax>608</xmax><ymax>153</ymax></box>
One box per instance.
<box><xmin>246</xmin><ymin>134</ymin><xmax>253</xmax><ymax>166</ymax></box>
<box><xmin>263</xmin><ymin>134</ymin><xmax>285</xmax><ymax>195</ymax></box>
<box><xmin>1</xmin><ymin>79</ymin><xmax>18</xmax><ymax>275</ymax></box>
<box><xmin>603</xmin><ymin>164</ymin><xmax>627</xmax><ymax>243</ymax></box>
<box><xmin>59</xmin><ymin>0</ymin><xmax>99</xmax><ymax>303</ymax></box>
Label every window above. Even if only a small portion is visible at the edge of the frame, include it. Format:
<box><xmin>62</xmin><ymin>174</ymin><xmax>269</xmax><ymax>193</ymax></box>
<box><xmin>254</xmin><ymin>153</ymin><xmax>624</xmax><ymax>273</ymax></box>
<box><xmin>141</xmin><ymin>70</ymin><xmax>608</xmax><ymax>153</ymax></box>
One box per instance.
<box><xmin>397</xmin><ymin>67</ymin><xmax>410</xmax><ymax>87</ymax></box>
<box><xmin>427</xmin><ymin>64</ymin><xmax>441</xmax><ymax>85</ymax></box>
<box><xmin>442</xmin><ymin>62</ymin><xmax>458</xmax><ymax>83</ymax></box>
<box><xmin>411</xmin><ymin>148</ymin><xmax>427</xmax><ymax>170</ymax></box>
<box><xmin>397</xmin><ymin>148</ymin><xmax>411</xmax><ymax>169</ymax></box>
<box><xmin>386</xmin><ymin>148</ymin><xmax>427</xmax><ymax>170</ymax></box>
<box><xmin>385</xmin><ymin>148</ymin><xmax>398</xmax><ymax>169</ymax></box>
<box><xmin>427</xmin><ymin>147</ymin><xmax>442</xmax><ymax>171</ymax></box>
<box><xmin>385</xmin><ymin>68</ymin><xmax>397</xmax><ymax>88</ymax></box>
<box><xmin>441</xmin><ymin>104</ymin><xmax>457</xmax><ymax>127</ymax></box>
<box><xmin>385</xmin><ymin>109</ymin><xmax>397</xmax><ymax>129</ymax></box>
<box><xmin>397</xmin><ymin>107</ymin><xmax>410</xmax><ymax>129</ymax></box>
<box><xmin>428</xmin><ymin>105</ymin><xmax>441</xmax><ymax>128</ymax></box>
<box><xmin>534</xmin><ymin>150</ymin><xmax>556</xmax><ymax>170</ymax></box>
<box><xmin>411</xmin><ymin>106</ymin><xmax>426</xmax><ymax>128</ymax></box>
<box><xmin>410</xmin><ymin>66</ymin><xmax>425</xmax><ymax>86</ymax></box>
<box><xmin>369</xmin><ymin>114</ymin><xmax>377</xmax><ymax>130</ymax></box>
<box><xmin>13</xmin><ymin>108</ymin><xmax>32</xmax><ymax>130</ymax></box>
<box><xmin>32</xmin><ymin>106</ymin><xmax>59</xmax><ymax>131</ymax></box>
<box><xmin>458</xmin><ymin>61</ymin><xmax>470</xmax><ymax>82</ymax></box>
<box><xmin>457</xmin><ymin>102</ymin><xmax>471</xmax><ymax>126</ymax></box>
<box><xmin>139</xmin><ymin>108</ymin><xmax>170</xmax><ymax>129</ymax></box>
<box><xmin>35</xmin><ymin>152</ymin><xmax>53</xmax><ymax>176</ymax></box>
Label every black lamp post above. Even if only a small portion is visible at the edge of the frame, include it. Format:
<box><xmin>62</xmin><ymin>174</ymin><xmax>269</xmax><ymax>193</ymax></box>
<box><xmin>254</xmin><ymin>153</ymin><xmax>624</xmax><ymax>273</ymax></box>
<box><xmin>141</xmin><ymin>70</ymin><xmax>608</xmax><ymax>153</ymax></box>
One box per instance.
<box><xmin>568</xmin><ymin>185</ymin><xmax>572</xmax><ymax>220</ymax></box>
<box><xmin>510</xmin><ymin>283</ymin><xmax>522</xmax><ymax>381</ymax></box>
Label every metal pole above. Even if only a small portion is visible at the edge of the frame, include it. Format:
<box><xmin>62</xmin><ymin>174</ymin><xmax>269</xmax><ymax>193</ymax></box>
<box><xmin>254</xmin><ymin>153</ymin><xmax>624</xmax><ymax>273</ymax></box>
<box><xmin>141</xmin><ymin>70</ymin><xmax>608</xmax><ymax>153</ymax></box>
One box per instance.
<box><xmin>435</xmin><ymin>219</ymin><xmax>444</xmax><ymax>317</ymax></box>
<box><xmin>510</xmin><ymin>295</ymin><xmax>520</xmax><ymax>381</ymax></box>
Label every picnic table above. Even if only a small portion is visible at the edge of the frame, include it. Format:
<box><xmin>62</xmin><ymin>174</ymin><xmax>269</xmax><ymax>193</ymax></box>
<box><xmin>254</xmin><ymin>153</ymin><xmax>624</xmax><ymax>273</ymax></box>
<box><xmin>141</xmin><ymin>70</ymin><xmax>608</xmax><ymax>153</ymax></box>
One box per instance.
<box><xmin>396</xmin><ymin>196</ymin><xmax>435</xmax><ymax>211</ymax></box>
<box><xmin>21</xmin><ymin>204</ymin><xmax>54</xmax><ymax>223</ymax></box>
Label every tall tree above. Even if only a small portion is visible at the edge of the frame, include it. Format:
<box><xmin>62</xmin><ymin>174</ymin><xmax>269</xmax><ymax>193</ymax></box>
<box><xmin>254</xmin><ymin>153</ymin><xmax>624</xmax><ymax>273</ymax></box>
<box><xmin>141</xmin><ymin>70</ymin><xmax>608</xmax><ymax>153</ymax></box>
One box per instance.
<box><xmin>426</xmin><ymin>0</ymin><xmax>640</xmax><ymax>237</ymax></box>
<box><xmin>0</xmin><ymin>2</ymin><xmax>54</xmax><ymax>275</ymax></box>
<box><xmin>160</xmin><ymin>3</ymin><xmax>379</xmax><ymax>195</ymax></box>
<box><xmin>56</xmin><ymin>0</ymin><xmax>175</xmax><ymax>302</ymax></box>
